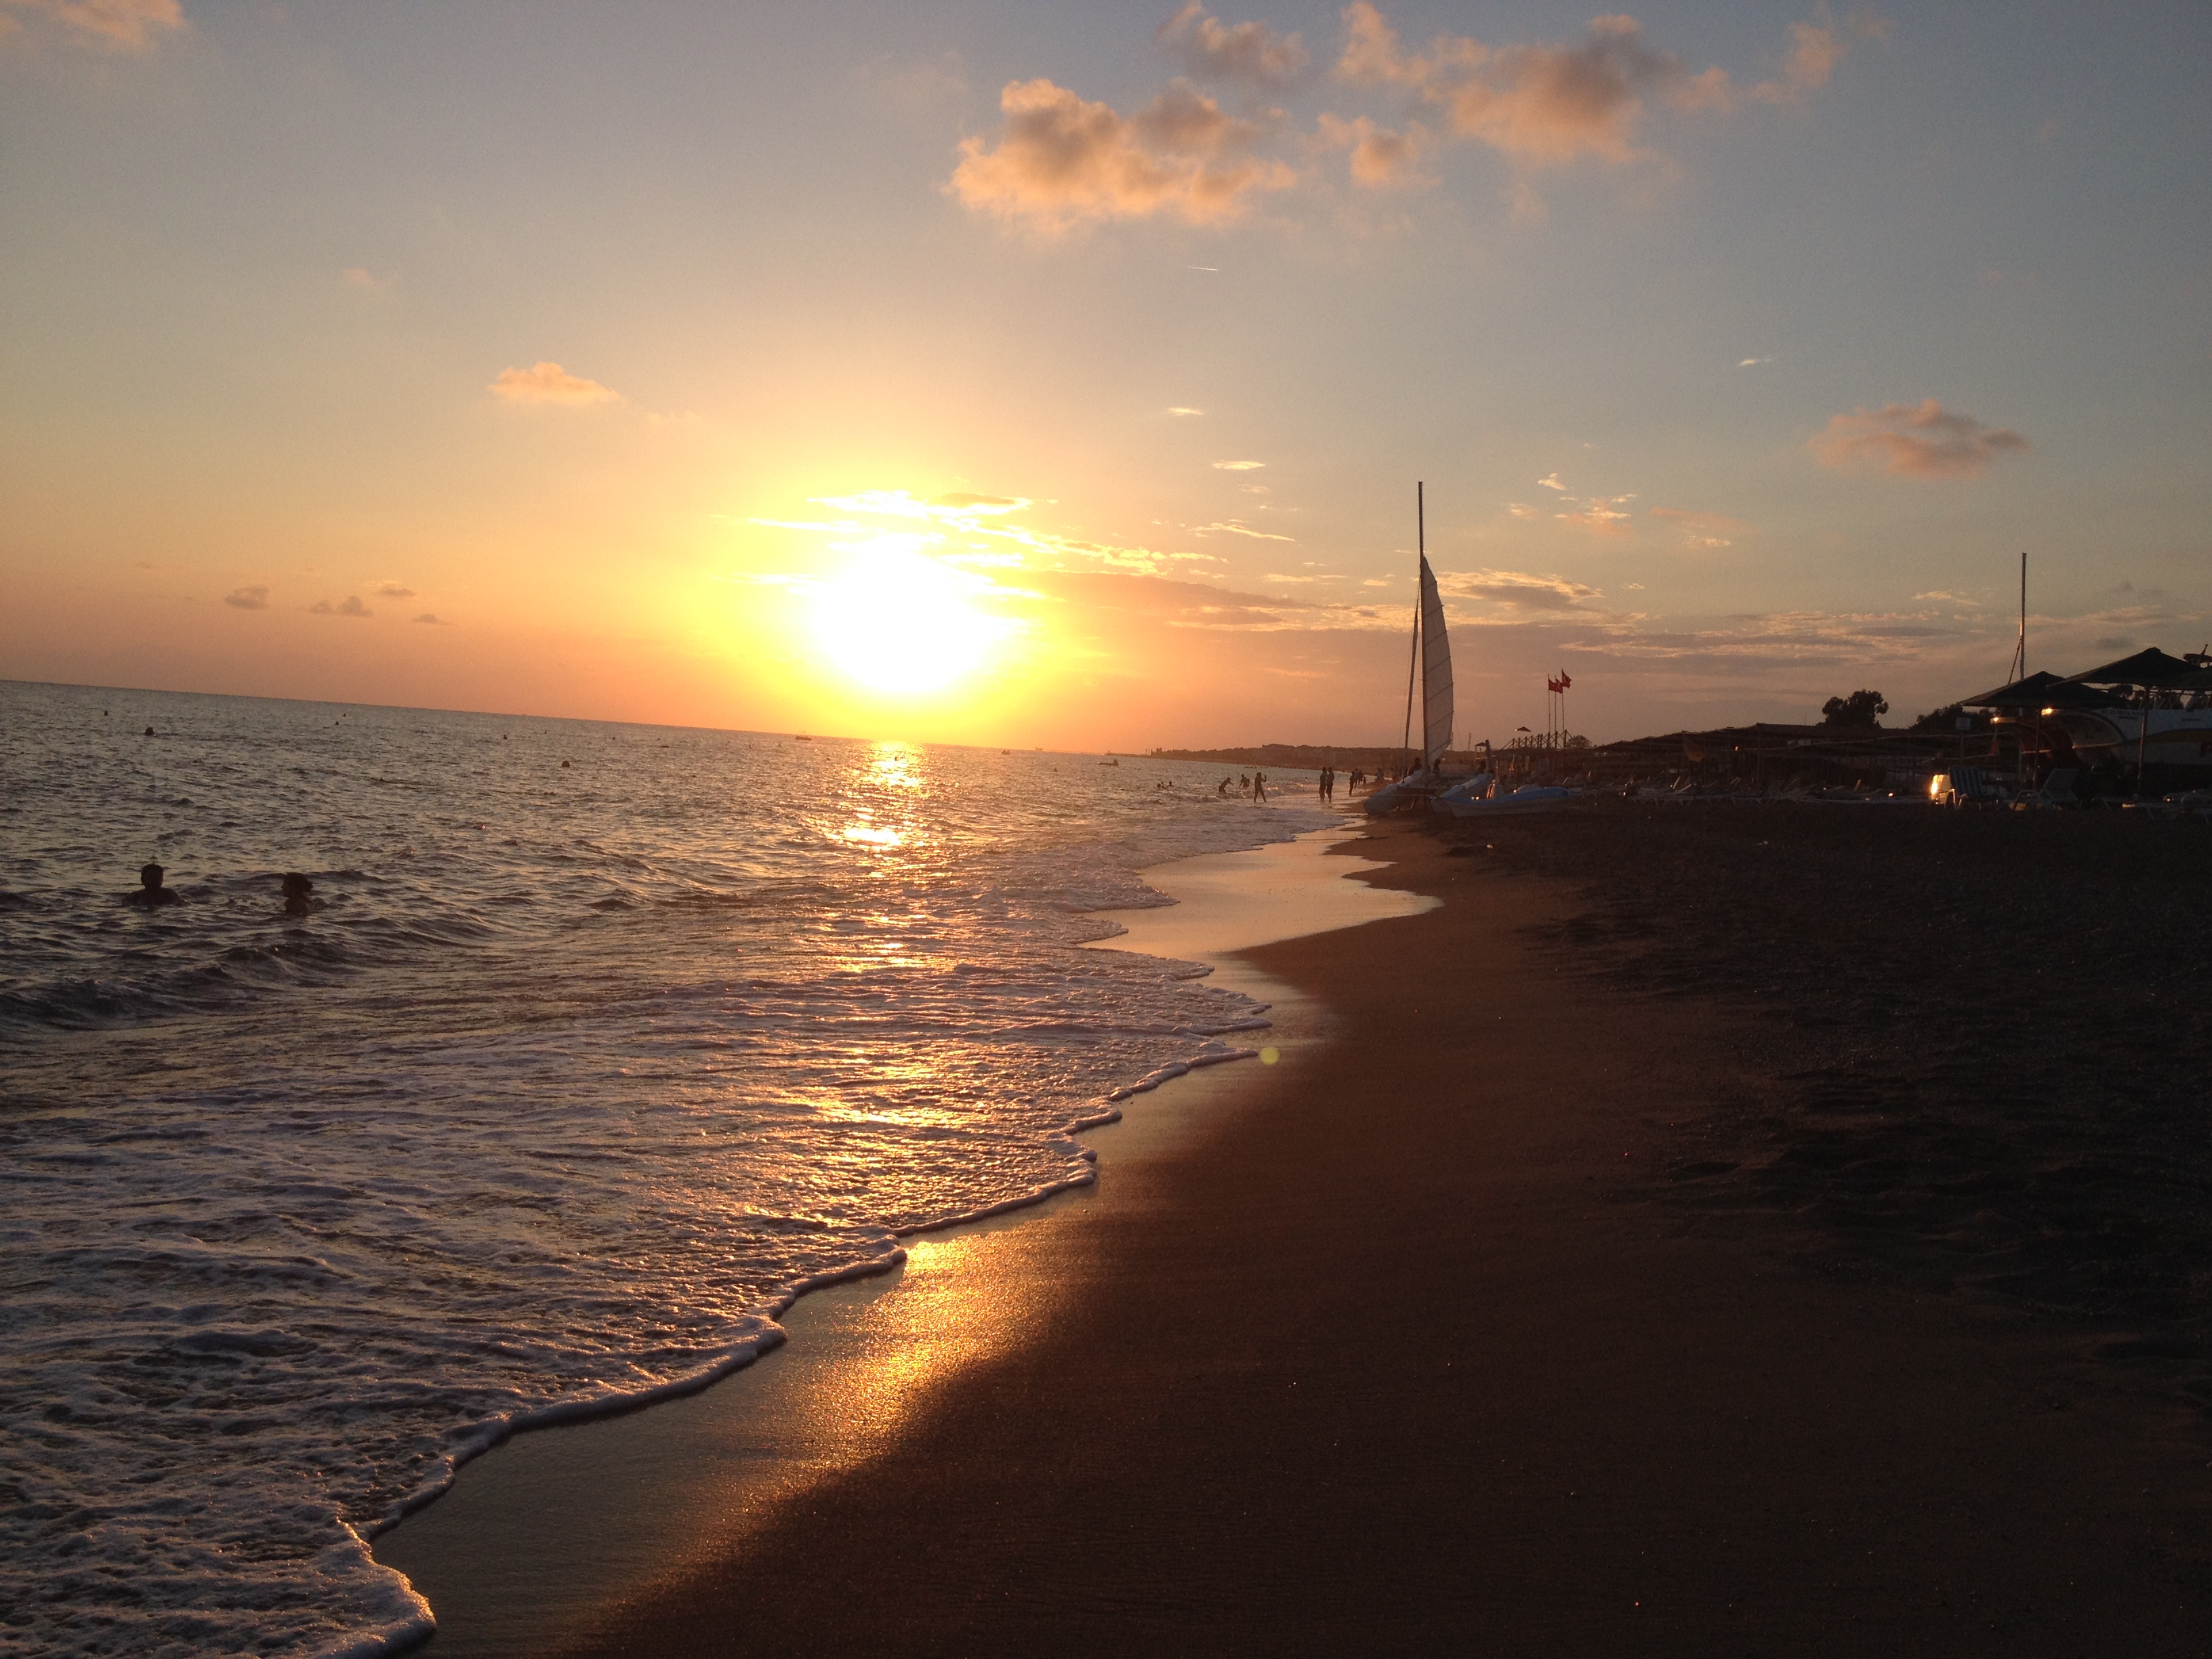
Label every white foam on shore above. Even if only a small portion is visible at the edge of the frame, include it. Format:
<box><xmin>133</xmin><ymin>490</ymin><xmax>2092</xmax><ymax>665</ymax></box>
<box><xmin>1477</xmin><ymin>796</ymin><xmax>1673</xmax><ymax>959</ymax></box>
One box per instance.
<box><xmin>369</xmin><ymin>820</ymin><xmax>1435</xmax><ymax>1658</ymax></box>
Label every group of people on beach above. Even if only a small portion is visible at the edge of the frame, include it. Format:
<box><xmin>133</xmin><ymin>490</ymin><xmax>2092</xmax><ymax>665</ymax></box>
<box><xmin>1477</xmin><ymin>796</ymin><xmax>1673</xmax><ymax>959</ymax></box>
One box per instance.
<box><xmin>127</xmin><ymin>863</ymin><xmax>319</xmax><ymax>917</ymax></box>
<box><xmin>1215</xmin><ymin>772</ymin><xmax>1270</xmax><ymax>802</ymax></box>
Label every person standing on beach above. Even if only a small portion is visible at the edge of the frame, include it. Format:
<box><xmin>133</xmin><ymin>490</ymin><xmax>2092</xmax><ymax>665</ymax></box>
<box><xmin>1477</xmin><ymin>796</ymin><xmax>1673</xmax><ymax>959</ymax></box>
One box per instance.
<box><xmin>1253</xmin><ymin>770</ymin><xmax>1267</xmax><ymax>803</ymax></box>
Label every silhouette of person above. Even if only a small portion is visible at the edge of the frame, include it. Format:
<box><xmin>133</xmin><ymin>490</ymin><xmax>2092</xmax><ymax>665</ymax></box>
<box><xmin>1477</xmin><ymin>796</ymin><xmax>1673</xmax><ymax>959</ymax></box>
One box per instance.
<box><xmin>130</xmin><ymin>862</ymin><xmax>181</xmax><ymax>907</ymax></box>
<box><xmin>1253</xmin><ymin>770</ymin><xmax>1267</xmax><ymax>803</ymax></box>
<box><xmin>281</xmin><ymin>873</ymin><xmax>315</xmax><ymax>917</ymax></box>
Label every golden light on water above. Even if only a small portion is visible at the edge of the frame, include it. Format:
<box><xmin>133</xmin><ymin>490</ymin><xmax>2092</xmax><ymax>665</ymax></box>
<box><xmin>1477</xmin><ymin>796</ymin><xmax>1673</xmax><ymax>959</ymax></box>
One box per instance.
<box><xmin>811</xmin><ymin>538</ymin><xmax>1012</xmax><ymax>695</ymax></box>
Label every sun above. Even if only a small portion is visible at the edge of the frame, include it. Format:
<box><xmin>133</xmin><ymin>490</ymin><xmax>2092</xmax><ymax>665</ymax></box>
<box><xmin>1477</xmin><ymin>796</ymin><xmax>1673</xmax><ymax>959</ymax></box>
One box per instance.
<box><xmin>812</xmin><ymin>537</ymin><xmax>1012</xmax><ymax>695</ymax></box>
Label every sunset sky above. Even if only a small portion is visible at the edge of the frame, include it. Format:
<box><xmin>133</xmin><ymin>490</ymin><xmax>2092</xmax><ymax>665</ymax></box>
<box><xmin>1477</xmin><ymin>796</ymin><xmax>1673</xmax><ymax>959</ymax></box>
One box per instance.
<box><xmin>3</xmin><ymin>1</ymin><xmax>2207</xmax><ymax>748</ymax></box>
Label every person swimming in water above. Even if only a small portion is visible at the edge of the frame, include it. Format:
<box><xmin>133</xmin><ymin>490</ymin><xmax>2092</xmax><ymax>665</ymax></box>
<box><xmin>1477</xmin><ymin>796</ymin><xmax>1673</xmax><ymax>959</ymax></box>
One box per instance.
<box><xmin>281</xmin><ymin>873</ymin><xmax>314</xmax><ymax>917</ymax></box>
<box><xmin>129</xmin><ymin>862</ymin><xmax>181</xmax><ymax>907</ymax></box>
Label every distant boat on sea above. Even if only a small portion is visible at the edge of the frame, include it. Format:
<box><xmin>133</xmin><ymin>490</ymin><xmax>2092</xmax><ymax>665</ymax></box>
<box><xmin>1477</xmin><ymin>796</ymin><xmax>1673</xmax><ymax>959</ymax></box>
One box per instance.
<box><xmin>794</xmin><ymin>734</ymin><xmax>813</xmax><ymax>741</ymax></box>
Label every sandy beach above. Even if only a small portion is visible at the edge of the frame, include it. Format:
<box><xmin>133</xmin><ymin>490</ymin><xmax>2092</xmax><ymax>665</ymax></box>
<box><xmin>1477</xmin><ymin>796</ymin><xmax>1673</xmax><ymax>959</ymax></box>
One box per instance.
<box><xmin>384</xmin><ymin>812</ymin><xmax>2212</xmax><ymax>1656</ymax></box>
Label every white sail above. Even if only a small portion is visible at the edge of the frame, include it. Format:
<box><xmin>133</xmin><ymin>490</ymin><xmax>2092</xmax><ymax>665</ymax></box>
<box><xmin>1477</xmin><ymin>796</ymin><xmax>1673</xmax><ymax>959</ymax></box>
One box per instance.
<box><xmin>1419</xmin><ymin>553</ymin><xmax>1453</xmax><ymax>771</ymax></box>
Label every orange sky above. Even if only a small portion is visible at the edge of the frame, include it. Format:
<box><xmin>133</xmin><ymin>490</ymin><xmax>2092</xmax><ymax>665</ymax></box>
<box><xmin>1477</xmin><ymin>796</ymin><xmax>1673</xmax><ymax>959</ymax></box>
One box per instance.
<box><xmin>4</xmin><ymin>1</ymin><xmax>2206</xmax><ymax>746</ymax></box>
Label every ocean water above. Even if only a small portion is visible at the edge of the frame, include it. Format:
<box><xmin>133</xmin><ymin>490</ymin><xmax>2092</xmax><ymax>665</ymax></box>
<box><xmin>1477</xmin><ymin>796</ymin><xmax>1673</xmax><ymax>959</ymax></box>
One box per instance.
<box><xmin>0</xmin><ymin>681</ymin><xmax>1336</xmax><ymax>1659</ymax></box>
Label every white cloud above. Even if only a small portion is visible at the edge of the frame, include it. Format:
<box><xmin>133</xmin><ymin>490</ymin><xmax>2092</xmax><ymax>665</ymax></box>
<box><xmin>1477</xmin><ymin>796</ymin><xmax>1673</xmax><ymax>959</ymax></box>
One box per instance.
<box><xmin>1212</xmin><ymin>459</ymin><xmax>1267</xmax><ymax>470</ymax></box>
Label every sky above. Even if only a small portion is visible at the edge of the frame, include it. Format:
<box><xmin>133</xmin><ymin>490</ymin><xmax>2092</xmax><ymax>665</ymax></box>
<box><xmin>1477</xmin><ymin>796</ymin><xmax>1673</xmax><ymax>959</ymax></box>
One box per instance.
<box><xmin>3</xmin><ymin>0</ymin><xmax>2207</xmax><ymax>749</ymax></box>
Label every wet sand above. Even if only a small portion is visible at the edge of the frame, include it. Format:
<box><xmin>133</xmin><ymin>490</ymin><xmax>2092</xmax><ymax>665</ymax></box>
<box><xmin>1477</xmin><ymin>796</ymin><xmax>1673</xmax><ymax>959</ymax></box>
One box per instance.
<box><xmin>396</xmin><ymin>815</ymin><xmax>2212</xmax><ymax>1655</ymax></box>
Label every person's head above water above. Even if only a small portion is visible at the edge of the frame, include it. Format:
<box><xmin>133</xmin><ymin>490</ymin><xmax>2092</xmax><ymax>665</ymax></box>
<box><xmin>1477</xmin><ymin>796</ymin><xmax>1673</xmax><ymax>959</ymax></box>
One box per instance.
<box><xmin>140</xmin><ymin>863</ymin><xmax>165</xmax><ymax>892</ymax></box>
<box><xmin>281</xmin><ymin>873</ymin><xmax>312</xmax><ymax>901</ymax></box>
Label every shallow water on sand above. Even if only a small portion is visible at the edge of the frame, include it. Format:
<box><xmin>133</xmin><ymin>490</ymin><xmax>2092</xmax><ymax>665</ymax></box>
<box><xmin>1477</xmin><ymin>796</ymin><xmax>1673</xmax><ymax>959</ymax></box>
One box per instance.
<box><xmin>0</xmin><ymin>681</ymin><xmax>1334</xmax><ymax>1658</ymax></box>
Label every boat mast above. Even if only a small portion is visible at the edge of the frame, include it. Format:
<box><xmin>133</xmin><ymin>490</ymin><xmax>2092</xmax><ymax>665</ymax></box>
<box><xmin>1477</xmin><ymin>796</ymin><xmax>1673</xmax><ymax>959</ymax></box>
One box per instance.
<box><xmin>2009</xmin><ymin>550</ymin><xmax>2026</xmax><ymax>683</ymax></box>
<box><xmin>1400</xmin><ymin>481</ymin><xmax>1423</xmax><ymax>775</ymax></box>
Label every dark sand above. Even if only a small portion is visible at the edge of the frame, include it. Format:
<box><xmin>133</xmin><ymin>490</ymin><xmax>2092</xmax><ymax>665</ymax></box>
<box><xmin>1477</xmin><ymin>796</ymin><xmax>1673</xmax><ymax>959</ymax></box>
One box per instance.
<box><xmin>447</xmin><ymin>815</ymin><xmax>2212</xmax><ymax>1654</ymax></box>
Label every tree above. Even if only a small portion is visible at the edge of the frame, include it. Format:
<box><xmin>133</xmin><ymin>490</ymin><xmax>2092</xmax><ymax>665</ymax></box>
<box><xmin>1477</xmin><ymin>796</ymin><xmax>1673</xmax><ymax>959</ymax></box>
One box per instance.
<box><xmin>1820</xmin><ymin>689</ymin><xmax>1889</xmax><ymax>729</ymax></box>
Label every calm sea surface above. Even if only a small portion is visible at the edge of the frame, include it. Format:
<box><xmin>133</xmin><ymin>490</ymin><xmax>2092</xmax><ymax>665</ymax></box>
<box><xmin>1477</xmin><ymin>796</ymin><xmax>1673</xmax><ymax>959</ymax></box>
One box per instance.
<box><xmin>0</xmin><ymin>681</ymin><xmax>1335</xmax><ymax>1658</ymax></box>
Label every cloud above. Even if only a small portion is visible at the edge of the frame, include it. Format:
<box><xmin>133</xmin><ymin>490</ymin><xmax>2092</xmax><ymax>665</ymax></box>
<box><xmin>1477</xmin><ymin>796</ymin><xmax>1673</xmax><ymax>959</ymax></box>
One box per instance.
<box><xmin>373</xmin><ymin>582</ymin><xmax>417</xmax><ymax>599</ymax></box>
<box><xmin>0</xmin><ymin>0</ymin><xmax>182</xmax><ymax>51</ymax></box>
<box><xmin>1536</xmin><ymin>472</ymin><xmax>1565</xmax><ymax>491</ymax></box>
<box><xmin>224</xmin><ymin>586</ymin><xmax>269</xmax><ymax>611</ymax></box>
<box><xmin>1336</xmin><ymin>5</ymin><xmax>1731</xmax><ymax>167</ymax></box>
<box><xmin>1557</xmin><ymin>495</ymin><xmax>1635</xmax><ymax>534</ymax></box>
<box><xmin>1212</xmin><ymin>459</ymin><xmax>1267</xmax><ymax>470</ymax></box>
<box><xmin>1811</xmin><ymin>399</ymin><xmax>2028</xmax><ymax>479</ymax></box>
<box><xmin>1507</xmin><ymin>503</ymin><xmax>1542</xmax><ymax>519</ymax></box>
<box><xmin>1194</xmin><ymin>520</ymin><xmax>1296</xmax><ymax>541</ymax></box>
<box><xmin>1650</xmin><ymin>506</ymin><xmax>1750</xmax><ymax>548</ymax></box>
<box><xmin>311</xmin><ymin>596</ymin><xmax>373</xmax><ymax>617</ymax></box>
<box><xmin>947</xmin><ymin>77</ymin><xmax>1296</xmax><ymax>232</ymax></box>
<box><xmin>411</xmin><ymin>613</ymin><xmax>446</xmax><ymax>625</ymax></box>
<box><xmin>1166</xmin><ymin>406</ymin><xmax>1204</xmax><ymax>416</ymax></box>
<box><xmin>1749</xmin><ymin>12</ymin><xmax>1885</xmax><ymax>106</ymax></box>
<box><xmin>1157</xmin><ymin>3</ymin><xmax>1309</xmax><ymax>86</ymax></box>
<box><xmin>1739</xmin><ymin>355</ymin><xmax>1771</xmax><ymax>367</ymax></box>
<box><xmin>1437</xmin><ymin>567</ymin><xmax>1603</xmax><ymax>611</ymax></box>
<box><xmin>1334</xmin><ymin>5</ymin><xmax>1870</xmax><ymax>170</ymax></box>
<box><xmin>489</xmin><ymin>361</ymin><xmax>623</xmax><ymax>407</ymax></box>
<box><xmin>1317</xmin><ymin>112</ymin><xmax>1427</xmax><ymax>188</ymax></box>
<box><xmin>930</xmin><ymin>492</ymin><xmax>1027</xmax><ymax>514</ymax></box>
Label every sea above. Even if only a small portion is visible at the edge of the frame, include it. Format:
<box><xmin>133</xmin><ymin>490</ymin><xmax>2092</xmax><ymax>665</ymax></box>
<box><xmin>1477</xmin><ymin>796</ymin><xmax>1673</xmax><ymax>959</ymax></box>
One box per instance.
<box><xmin>0</xmin><ymin>680</ymin><xmax>1339</xmax><ymax>1659</ymax></box>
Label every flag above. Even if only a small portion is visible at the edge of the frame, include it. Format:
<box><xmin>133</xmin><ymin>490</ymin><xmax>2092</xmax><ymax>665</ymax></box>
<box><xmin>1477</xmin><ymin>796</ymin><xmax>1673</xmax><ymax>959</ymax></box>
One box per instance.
<box><xmin>1559</xmin><ymin>672</ymin><xmax>1572</xmax><ymax>690</ymax></box>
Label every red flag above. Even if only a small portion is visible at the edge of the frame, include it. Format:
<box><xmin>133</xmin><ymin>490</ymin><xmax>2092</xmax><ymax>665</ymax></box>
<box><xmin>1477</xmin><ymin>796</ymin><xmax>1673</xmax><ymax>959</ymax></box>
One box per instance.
<box><xmin>1559</xmin><ymin>672</ymin><xmax>1573</xmax><ymax>690</ymax></box>
<box><xmin>1546</xmin><ymin>678</ymin><xmax>1561</xmax><ymax>694</ymax></box>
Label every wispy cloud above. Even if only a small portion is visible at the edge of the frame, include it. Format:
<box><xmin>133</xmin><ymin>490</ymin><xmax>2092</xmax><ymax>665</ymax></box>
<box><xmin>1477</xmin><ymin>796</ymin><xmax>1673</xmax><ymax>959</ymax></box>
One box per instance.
<box><xmin>0</xmin><ymin>0</ymin><xmax>183</xmax><ymax>51</ymax></box>
<box><xmin>1437</xmin><ymin>567</ymin><xmax>1604</xmax><ymax>612</ymax></box>
<box><xmin>1212</xmin><ymin>459</ymin><xmax>1267</xmax><ymax>470</ymax></box>
<box><xmin>1156</xmin><ymin>2</ymin><xmax>1309</xmax><ymax>87</ymax></box>
<box><xmin>1536</xmin><ymin>472</ymin><xmax>1566</xmax><ymax>491</ymax></box>
<box><xmin>489</xmin><ymin>361</ymin><xmax>623</xmax><ymax>407</ymax></box>
<box><xmin>1195</xmin><ymin>520</ymin><xmax>1295</xmax><ymax>541</ymax></box>
<box><xmin>948</xmin><ymin>78</ymin><xmax>1296</xmax><ymax>232</ymax></box>
<box><xmin>373</xmin><ymin>582</ymin><xmax>417</xmax><ymax>599</ymax></box>
<box><xmin>1317</xmin><ymin>112</ymin><xmax>1428</xmax><ymax>188</ymax></box>
<box><xmin>310</xmin><ymin>596</ymin><xmax>373</xmax><ymax>618</ymax></box>
<box><xmin>411</xmin><ymin>613</ymin><xmax>447</xmax><ymax>625</ymax></box>
<box><xmin>1649</xmin><ymin>506</ymin><xmax>1750</xmax><ymax>549</ymax></box>
<box><xmin>223</xmin><ymin>586</ymin><xmax>269</xmax><ymax>611</ymax></box>
<box><xmin>1558</xmin><ymin>494</ymin><xmax>1635</xmax><ymax>534</ymax></box>
<box><xmin>1166</xmin><ymin>406</ymin><xmax>1204</xmax><ymax>416</ymax></box>
<box><xmin>1749</xmin><ymin>12</ymin><xmax>1886</xmax><ymax>105</ymax></box>
<box><xmin>1811</xmin><ymin>399</ymin><xmax>2028</xmax><ymax>479</ymax></box>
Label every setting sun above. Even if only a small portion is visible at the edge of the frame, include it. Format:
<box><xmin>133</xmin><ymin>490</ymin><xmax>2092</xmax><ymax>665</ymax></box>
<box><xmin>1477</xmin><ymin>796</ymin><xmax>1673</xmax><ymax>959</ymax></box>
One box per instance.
<box><xmin>811</xmin><ymin>538</ymin><xmax>1015</xmax><ymax>695</ymax></box>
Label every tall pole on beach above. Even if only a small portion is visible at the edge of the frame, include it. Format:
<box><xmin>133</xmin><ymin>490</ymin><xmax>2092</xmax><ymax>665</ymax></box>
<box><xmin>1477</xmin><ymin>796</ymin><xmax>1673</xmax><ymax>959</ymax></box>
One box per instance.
<box><xmin>2010</xmin><ymin>550</ymin><xmax>2026</xmax><ymax>684</ymax></box>
<box><xmin>1401</xmin><ymin>482</ymin><xmax>1423</xmax><ymax>776</ymax></box>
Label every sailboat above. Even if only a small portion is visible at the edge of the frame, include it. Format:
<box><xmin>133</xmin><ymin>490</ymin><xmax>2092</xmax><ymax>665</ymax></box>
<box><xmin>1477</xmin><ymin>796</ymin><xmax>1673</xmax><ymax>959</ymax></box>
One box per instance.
<box><xmin>1362</xmin><ymin>485</ymin><xmax>1455</xmax><ymax>816</ymax></box>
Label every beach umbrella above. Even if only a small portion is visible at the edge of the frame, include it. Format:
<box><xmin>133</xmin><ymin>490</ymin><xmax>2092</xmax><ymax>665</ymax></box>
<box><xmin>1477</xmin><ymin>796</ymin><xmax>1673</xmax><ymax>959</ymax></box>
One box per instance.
<box><xmin>2060</xmin><ymin>647</ymin><xmax>2196</xmax><ymax>687</ymax></box>
<box><xmin>2061</xmin><ymin>647</ymin><xmax>2196</xmax><ymax>789</ymax></box>
<box><xmin>1956</xmin><ymin>670</ymin><xmax>2064</xmax><ymax>708</ymax></box>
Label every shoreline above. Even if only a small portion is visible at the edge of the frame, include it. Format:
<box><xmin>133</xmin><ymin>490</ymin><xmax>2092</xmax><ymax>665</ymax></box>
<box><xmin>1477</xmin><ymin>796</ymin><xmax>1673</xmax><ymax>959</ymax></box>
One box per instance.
<box><xmin>371</xmin><ymin>823</ymin><xmax>1427</xmax><ymax>1656</ymax></box>
<box><xmin>533</xmin><ymin>817</ymin><xmax>2212</xmax><ymax>1656</ymax></box>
